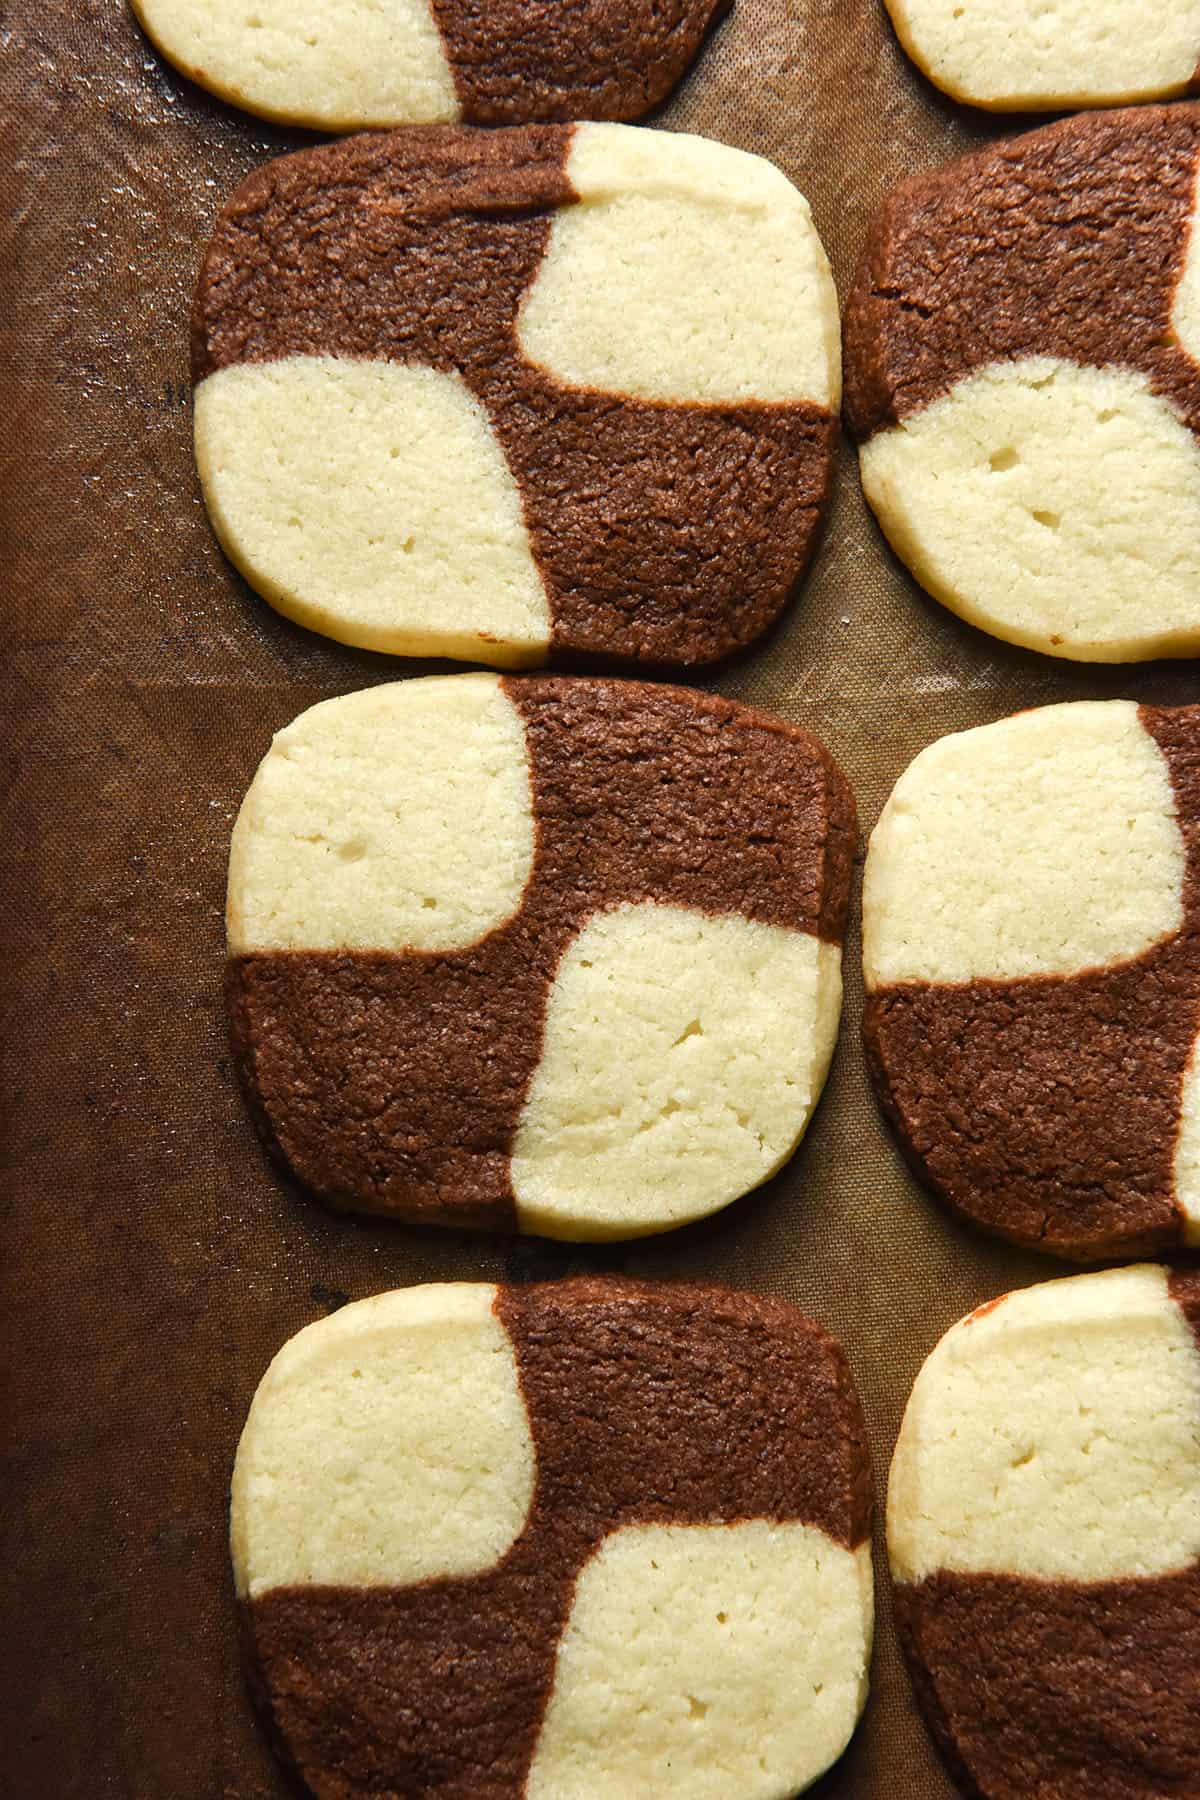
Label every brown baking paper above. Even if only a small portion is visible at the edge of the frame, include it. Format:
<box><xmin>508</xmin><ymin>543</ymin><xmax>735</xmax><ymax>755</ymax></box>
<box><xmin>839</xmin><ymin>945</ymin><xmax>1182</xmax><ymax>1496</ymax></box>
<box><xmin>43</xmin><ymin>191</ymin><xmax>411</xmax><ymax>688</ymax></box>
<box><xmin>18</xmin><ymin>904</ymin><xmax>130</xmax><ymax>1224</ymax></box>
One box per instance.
<box><xmin>4</xmin><ymin>2</ymin><xmax>1198</xmax><ymax>1794</ymax></box>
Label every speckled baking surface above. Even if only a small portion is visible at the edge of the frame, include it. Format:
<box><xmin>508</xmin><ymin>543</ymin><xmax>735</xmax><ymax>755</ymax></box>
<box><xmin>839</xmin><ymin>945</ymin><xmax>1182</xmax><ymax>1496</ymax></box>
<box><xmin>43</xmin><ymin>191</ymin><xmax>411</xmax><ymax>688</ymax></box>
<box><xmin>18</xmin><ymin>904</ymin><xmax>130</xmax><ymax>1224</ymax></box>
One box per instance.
<box><xmin>4</xmin><ymin>3</ymin><xmax>1198</xmax><ymax>1794</ymax></box>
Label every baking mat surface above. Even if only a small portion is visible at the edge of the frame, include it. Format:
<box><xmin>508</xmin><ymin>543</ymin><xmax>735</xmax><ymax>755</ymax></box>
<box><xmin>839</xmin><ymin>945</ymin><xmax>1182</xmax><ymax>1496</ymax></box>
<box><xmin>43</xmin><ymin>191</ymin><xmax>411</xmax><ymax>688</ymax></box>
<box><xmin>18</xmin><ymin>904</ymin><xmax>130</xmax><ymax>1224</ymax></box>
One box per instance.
<box><xmin>4</xmin><ymin>2</ymin><xmax>1198</xmax><ymax>1794</ymax></box>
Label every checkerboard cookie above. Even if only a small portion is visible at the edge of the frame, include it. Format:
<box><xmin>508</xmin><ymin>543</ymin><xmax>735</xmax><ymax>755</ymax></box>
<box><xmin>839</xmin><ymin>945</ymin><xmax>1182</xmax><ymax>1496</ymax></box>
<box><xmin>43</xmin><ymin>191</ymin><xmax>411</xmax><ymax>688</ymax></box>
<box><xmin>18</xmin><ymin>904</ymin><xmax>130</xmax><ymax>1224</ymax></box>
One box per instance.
<box><xmin>227</xmin><ymin>675</ymin><xmax>855</xmax><ymax>1237</ymax></box>
<box><xmin>845</xmin><ymin>106</ymin><xmax>1200</xmax><ymax>662</ymax></box>
<box><xmin>890</xmin><ymin>1265</ymin><xmax>1200</xmax><ymax>1799</ymax></box>
<box><xmin>193</xmin><ymin>125</ymin><xmax>840</xmax><ymax>667</ymax></box>
<box><xmin>132</xmin><ymin>0</ymin><xmax>727</xmax><ymax>130</ymax></box>
<box><xmin>863</xmin><ymin>700</ymin><xmax>1200</xmax><ymax>1260</ymax></box>
<box><xmin>233</xmin><ymin>1278</ymin><xmax>874</xmax><ymax>1798</ymax></box>
<box><xmin>883</xmin><ymin>0</ymin><xmax>1200</xmax><ymax>113</ymax></box>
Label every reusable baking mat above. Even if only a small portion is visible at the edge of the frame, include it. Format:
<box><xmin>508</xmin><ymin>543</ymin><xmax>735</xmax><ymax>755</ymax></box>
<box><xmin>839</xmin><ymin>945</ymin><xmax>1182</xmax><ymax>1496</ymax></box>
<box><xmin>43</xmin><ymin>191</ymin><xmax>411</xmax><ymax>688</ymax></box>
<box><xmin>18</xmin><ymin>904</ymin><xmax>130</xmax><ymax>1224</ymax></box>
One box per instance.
<box><xmin>4</xmin><ymin>1</ymin><xmax>1198</xmax><ymax>1793</ymax></box>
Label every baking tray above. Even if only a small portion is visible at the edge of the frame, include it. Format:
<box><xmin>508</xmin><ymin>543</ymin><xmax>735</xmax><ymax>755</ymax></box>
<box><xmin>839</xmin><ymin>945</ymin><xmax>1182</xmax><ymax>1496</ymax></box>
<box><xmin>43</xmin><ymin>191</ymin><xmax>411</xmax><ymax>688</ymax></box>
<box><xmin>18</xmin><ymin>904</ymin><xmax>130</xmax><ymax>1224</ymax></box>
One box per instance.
<box><xmin>4</xmin><ymin>1</ymin><xmax>1198</xmax><ymax>1793</ymax></box>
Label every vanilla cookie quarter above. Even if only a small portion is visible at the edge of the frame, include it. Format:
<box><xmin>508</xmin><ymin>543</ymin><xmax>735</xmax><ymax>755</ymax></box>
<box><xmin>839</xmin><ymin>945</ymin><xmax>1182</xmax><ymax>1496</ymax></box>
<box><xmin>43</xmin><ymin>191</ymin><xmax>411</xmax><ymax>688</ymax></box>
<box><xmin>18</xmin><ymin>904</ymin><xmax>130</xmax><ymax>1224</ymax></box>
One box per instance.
<box><xmin>889</xmin><ymin>1265</ymin><xmax>1200</xmax><ymax>1800</ymax></box>
<box><xmin>193</xmin><ymin>123</ymin><xmax>840</xmax><ymax>669</ymax></box>
<box><xmin>132</xmin><ymin>0</ymin><xmax>726</xmax><ymax>129</ymax></box>
<box><xmin>884</xmin><ymin>0</ymin><xmax>1200</xmax><ymax>111</ymax></box>
<box><xmin>234</xmin><ymin>1279</ymin><xmax>873</xmax><ymax>1800</ymax></box>
<box><xmin>227</xmin><ymin>674</ymin><xmax>855</xmax><ymax>1239</ymax></box>
<box><xmin>862</xmin><ymin>699</ymin><xmax>1200</xmax><ymax>1261</ymax></box>
<box><xmin>844</xmin><ymin>104</ymin><xmax>1200</xmax><ymax>662</ymax></box>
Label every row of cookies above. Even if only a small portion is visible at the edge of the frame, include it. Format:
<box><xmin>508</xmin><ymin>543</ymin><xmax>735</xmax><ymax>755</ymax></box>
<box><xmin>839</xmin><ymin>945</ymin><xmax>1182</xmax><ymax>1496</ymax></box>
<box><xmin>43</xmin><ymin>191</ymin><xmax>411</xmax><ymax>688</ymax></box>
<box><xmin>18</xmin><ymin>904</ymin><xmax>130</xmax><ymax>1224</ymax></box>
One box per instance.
<box><xmin>229</xmin><ymin>675</ymin><xmax>1200</xmax><ymax>1262</ymax></box>
<box><xmin>135</xmin><ymin>0</ymin><xmax>1200</xmax><ymax>127</ymax></box>
<box><xmin>191</xmin><ymin>104</ymin><xmax>1200</xmax><ymax>667</ymax></box>
<box><xmin>234</xmin><ymin>1262</ymin><xmax>1200</xmax><ymax>1797</ymax></box>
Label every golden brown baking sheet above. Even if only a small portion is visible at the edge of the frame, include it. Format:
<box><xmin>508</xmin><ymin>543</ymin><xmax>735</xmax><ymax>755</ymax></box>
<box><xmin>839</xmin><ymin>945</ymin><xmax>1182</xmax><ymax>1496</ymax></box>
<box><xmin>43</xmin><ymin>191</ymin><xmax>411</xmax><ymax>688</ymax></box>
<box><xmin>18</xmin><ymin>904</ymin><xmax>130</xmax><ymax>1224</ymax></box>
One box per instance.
<box><xmin>3</xmin><ymin>2</ymin><xmax>1198</xmax><ymax>1794</ymax></box>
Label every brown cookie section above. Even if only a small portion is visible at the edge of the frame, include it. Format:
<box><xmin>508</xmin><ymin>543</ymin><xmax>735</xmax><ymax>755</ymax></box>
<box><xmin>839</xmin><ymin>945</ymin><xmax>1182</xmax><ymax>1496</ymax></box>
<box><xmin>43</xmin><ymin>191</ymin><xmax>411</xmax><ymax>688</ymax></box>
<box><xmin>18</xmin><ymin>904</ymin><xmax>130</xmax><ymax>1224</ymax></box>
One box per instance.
<box><xmin>229</xmin><ymin>679</ymin><xmax>855</xmax><ymax>1230</ymax></box>
<box><xmin>192</xmin><ymin>126</ymin><xmax>836</xmax><ymax>666</ymax></box>
<box><xmin>241</xmin><ymin>1277</ymin><xmax>872</xmax><ymax>1800</ymax></box>
<box><xmin>844</xmin><ymin>104</ymin><xmax>1200</xmax><ymax>442</ymax></box>
<box><xmin>1171</xmin><ymin>1263</ymin><xmax>1200</xmax><ymax>1343</ymax></box>
<box><xmin>894</xmin><ymin>1271</ymin><xmax>1200</xmax><ymax>1800</ymax></box>
<box><xmin>863</xmin><ymin>705</ymin><xmax>1200</xmax><ymax>1261</ymax></box>
<box><xmin>894</xmin><ymin>1567</ymin><xmax>1200</xmax><ymax>1800</ymax></box>
<box><xmin>431</xmin><ymin>0</ymin><xmax>728</xmax><ymax>124</ymax></box>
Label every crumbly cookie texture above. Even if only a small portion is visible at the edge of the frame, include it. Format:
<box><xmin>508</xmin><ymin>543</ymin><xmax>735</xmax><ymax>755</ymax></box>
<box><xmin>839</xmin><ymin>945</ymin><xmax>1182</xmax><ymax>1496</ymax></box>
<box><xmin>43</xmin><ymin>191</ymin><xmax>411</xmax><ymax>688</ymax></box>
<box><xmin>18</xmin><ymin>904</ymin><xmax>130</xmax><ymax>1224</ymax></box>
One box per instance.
<box><xmin>227</xmin><ymin>674</ymin><xmax>855</xmax><ymax>1238</ymax></box>
<box><xmin>131</xmin><ymin>0</ymin><xmax>727</xmax><ymax>130</ymax></box>
<box><xmin>889</xmin><ymin>1265</ymin><xmax>1200</xmax><ymax>1800</ymax></box>
<box><xmin>234</xmin><ymin>1278</ymin><xmax>874</xmax><ymax>1799</ymax></box>
<box><xmin>844</xmin><ymin>104</ymin><xmax>1200</xmax><ymax>662</ymax></box>
<box><xmin>863</xmin><ymin>699</ymin><xmax>1200</xmax><ymax>1261</ymax></box>
<box><xmin>193</xmin><ymin>123</ymin><xmax>840</xmax><ymax>668</ymax></box>
<box><xmin>883</xmin><ymin>0</ymin><xmax>1200</xmax><ymax>112</ymax></box>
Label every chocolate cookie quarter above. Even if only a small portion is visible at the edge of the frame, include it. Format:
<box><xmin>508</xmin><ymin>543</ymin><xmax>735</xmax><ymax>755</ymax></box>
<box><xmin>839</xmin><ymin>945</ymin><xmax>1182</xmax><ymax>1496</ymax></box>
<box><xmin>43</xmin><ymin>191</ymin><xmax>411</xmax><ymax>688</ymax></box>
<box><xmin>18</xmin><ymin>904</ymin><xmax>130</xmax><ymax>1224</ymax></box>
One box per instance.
<box><xmin>233</xmin><ymin>1278</ymin><xmax>874</xmax><ymax>1799</ymax></box>
<box><xmin>844</xmin><ymin>105</ymin><xmax>1200</xmax><ymax>662</ymax></box>
<box><xmin>862</xmin><ymin>699</ymin><xmax>1200</xmax><ymax>1261</ymax></box>
<box><xmin>883</xmin><ymin>0</ymin><xmax>1200</xmax><ymax>112</ymax></box>
<box><xmin>192</xmin><ymin>123</ymin><xmax>840</xmax><ymax>668</ymax></box>
<box><xmin>131</xmin><ymin>0</ymin><xmax>726</xmax><ymax>131</ymax></box>
<box><xmin>226</xmin><ymin>674</ymin><xmax>855</xmax><ymax>1238</ymax></box>
<box><xmin>889</xmin><ymin>1265</ymin><xmax>1200</xmax><ymax>1800</ymax></box>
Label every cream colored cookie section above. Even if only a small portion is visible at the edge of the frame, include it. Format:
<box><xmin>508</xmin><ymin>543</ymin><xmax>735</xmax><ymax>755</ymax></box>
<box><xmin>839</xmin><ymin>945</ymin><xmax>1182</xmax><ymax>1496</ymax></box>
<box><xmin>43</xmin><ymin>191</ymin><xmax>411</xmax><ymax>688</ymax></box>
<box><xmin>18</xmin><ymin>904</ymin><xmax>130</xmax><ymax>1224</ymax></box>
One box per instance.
<box><xmin>527</xmin><ymin>1522</ymin><xmax>872</xmax><ymax>1800</ymax></box>
<box><xmin>227</xmin><ymin>676</ymin><xmax>535</xmax><ymax>954</ymax></box>
<box><xmin>863</xmin><ymin>701</ymin><xmax>1184</xmax><ymax>986</ymax></box>
<box><xmin>884</xmin><ymin>0</ymin><xmax>1200</xmax><ymax>109</ymax></box>
<box><xmin>195</xmin><ymin>358</ymin><xmax>551</xmax><ymax>665</ymax></box>
<box><xmin>510</xmin><ymin>904</ymin><xmax>841</xmax><ymax>1239</ymax></box>
<box><xmin>517</xmin><ymin>124</ymin><xmax>840</xmax><ymax>407</ymax></box>
<box><xmin>1172</xmin><ymin>159</ymin><xmax>1200</xmax><ymax>366</ymax></box>
<box><xmin>131</xmin><ymin>0</ymin><xmax>459</xmax><ymax>130</ymax></box>
<box><xmin>231</xmin><ymin>1285</ymin><xmax>535</xmax><ymax>1598</ymax></box>
<box><xmin>859</xmin><ymin>357</ymin><xmax>1200</xmax><ymax>661</ymax></box>
<box><xmin>1175</xmin><ymin>1034</ymin><xmax>1200</xmax><ymax>1247</ymax></box>
<box><xmin>888</xmin><ymin>1265</ymin><xmax>1200</xmax><ymax>1586</ymax></box>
